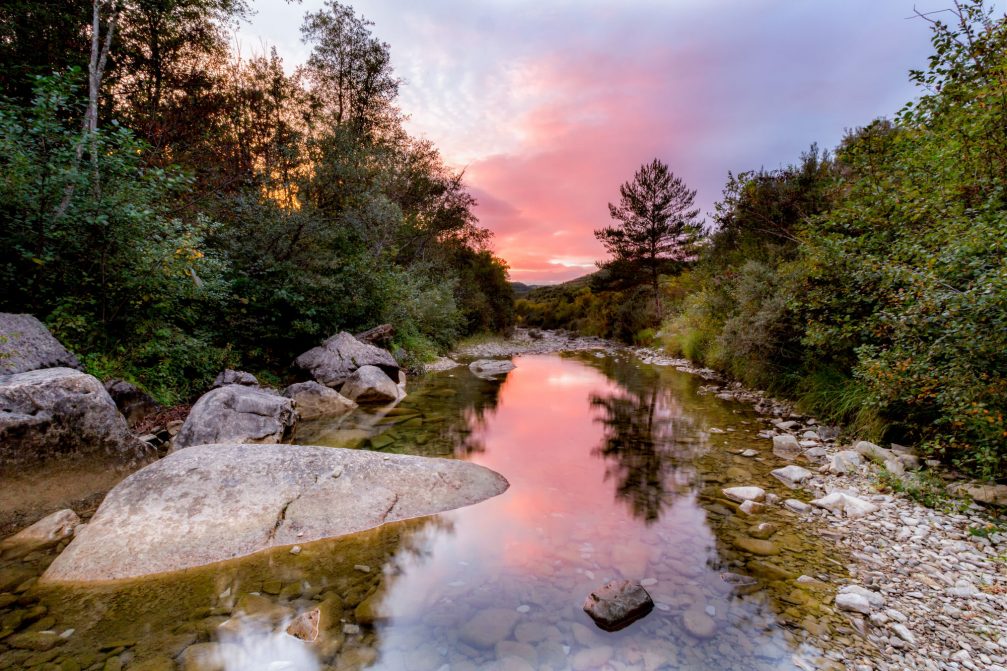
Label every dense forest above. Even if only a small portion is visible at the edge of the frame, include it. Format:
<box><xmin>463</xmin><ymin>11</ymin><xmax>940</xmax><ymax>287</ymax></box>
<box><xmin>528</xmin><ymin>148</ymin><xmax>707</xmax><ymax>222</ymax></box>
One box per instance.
<box><xmin>518</xmin><ymin>1</ymin><xmax>1007</xmax><ymax>480</ymax></box>
<box><xmin>0</xmin><ymin>0</ymin><xmax>514</xmax><ymax>403</ymax></box>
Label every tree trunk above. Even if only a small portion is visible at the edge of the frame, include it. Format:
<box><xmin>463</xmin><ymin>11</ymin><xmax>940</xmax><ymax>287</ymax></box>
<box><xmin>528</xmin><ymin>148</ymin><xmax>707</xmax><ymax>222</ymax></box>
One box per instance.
<box><xmin>52</xmin><ymin>0</ymin><xmax>118</xmax><ymax>220</ymax></box>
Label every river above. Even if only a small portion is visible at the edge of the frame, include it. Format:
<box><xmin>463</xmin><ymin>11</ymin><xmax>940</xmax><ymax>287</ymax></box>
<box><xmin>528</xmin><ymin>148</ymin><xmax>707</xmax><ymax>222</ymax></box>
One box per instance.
<box><xmin>1</xmin><ymin>351</ymin><xmax>859</xmax><ymax>670</ymax></box>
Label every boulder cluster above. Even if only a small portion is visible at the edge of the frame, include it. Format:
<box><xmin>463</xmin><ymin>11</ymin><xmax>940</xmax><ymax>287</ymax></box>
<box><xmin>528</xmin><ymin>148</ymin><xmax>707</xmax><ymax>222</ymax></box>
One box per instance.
<box><xmin>0</xmin><ymin>314</ymin><xmax>513</xmax><ymax>582</ymax></box>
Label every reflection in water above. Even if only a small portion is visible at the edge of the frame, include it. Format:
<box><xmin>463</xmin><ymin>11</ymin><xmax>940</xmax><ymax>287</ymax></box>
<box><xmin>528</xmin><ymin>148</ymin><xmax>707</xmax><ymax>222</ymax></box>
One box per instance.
<box><xmin>217</xmin><ymin>615</ymin><xmax>319</xmax><ymax>671</ymax></box>
<box><xmin>0</xmin><ymin>353</ymin><xmax>859</xmax><ymax>671</ymax></box>
<box><xmin>590</xmin><ymin>359</ymin><xmax>702</xmax><ymax>523</ymax></box>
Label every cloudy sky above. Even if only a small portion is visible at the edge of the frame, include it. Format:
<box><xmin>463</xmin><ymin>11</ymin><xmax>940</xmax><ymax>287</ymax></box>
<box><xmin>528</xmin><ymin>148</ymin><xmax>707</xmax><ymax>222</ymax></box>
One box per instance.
<box><xmin>239</xmin><ymin>1</ymin><xmax>956</xmax><ymax>283</ymax></box>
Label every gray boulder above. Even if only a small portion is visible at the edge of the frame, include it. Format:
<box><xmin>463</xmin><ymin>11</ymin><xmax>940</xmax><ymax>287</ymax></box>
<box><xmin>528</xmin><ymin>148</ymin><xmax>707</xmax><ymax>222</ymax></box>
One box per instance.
<box><xmin>339</xmin><ymin>365</ymin><xmax>404</xmax><ymax>404</ymax></box>
<box><xmin>294</xmin><ymin>332</ymin><xmax>399</xmax><ymax>388</ymax></box>
<box><xmin>41</xmin><ymin>443</ymin><xmax>509</xmax><ymax>582</ymax></box>
<box><xmin>854</xmin><ymin>440</ymin><xmax>894</xmax><ymax>464</ymax></box>
<box><xmin>0</xmin><ymin>313</ymin><xmax>81</xmax><ymax>374</ymax></box>
<box><xmin>104</xmin><ymin>379</ymin><xmax>159</xmax><ymax>428</ymax></box>
<box><xmin>468</xmin><ymin>359</ymin><xmax>516</xmax><ymax>379</ymax></box>
<box><xmin>828</xmin><ymin>450</ymin><xmax>863</xmax><ymax>475</ymax></box>
<box><xmin>211</xmin><ymin>369</ymin><xmax>259</xmax><ymax>388</ymax></box>
<box><xmin>583</xmin><ymin>580</ymin><xmax>654</xmax><ymax>631</ymax></box>
<box><xmin>173</xmin><ymin>385</ymin><xmax>296</xmax><ymax>450</ymax></box>
<box><xmin>0</xmin><ymin>367</ymin><xmax>151</xmax><ymax>468</ymax></box>
<box><xmin>283</xmin><ymin>381</ymin><xmax>356</xmax><ymax>420</ymax></box>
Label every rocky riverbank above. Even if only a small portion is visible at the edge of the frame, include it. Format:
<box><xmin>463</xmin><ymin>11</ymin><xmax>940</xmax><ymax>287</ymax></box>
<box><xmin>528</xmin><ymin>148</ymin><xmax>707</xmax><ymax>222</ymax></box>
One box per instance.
<box><xmin>453</xmin><ymin>329</ymin><xmax>1007</xmax><ymax>671</ymax></box>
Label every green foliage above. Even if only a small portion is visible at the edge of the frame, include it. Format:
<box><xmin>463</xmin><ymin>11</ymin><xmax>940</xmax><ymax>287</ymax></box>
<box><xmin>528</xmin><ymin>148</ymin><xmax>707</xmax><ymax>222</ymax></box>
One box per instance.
<box><xmin>515</xmin><ymin>276</ymin><xmax>657</xmax><ymax>344</ymax></box>
<box><xmin>875</xmin><ymin>469</ymin><xmax>964</xmax><ymax>512</ymax></box>
<box><xmin>0</xmin><ymin>3</ymin><xmax>514</xmax><ymax>402</ymax></box>
<box><xmin>0</xmin><ymin>72</ymin><xmax>231</xmax><ymax>396</ymax></box>
<box><xmin>651</xmin><ymin>1</ymin><xmax>1007</xmax><ymax>478</ymax></box>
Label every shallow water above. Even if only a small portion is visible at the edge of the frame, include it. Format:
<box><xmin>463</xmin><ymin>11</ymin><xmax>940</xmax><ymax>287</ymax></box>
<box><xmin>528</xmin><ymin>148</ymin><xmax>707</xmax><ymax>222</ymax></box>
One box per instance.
<box><xmin>0</xmin><ymin>352</ymin><xmax>863</xmax><ymax>670</ymax></box>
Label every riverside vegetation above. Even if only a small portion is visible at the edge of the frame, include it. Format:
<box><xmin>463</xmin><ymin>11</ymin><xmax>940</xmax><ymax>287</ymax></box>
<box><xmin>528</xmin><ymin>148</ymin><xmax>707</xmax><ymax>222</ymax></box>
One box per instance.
<box><xmin>516</xmin><ymin>1</ymin><xmax>1007</xmax><ymax>482</ymax></box>
<box><xmin>0</xmin><ymin>0</ymin><xmax>514</xmax><ymax>406</ymax></box>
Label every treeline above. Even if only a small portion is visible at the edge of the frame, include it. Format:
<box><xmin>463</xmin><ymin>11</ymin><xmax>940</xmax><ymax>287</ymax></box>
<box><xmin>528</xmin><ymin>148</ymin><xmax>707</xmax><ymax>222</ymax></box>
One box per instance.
<box><xmin>521</xmin><ymin>1</ymin><xmax>1007</xmax><ymax>479</ymax></box>
<box><xmin>0</xmin><ymin>0</ymin><xmax>513</xmax><ymax>403</ymax></box>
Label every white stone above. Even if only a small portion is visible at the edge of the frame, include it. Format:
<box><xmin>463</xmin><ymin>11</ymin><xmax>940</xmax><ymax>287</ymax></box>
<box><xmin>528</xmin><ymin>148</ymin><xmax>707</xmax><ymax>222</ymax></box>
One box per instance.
<box><xmin>723</xmin><ymin>486</ymin><xmax>765</xmax><ymax>503</ymax></box>
<box><xmin>839</xmin><ymin>585</ymin><xmax>885</xmax><ymax>608</ymax></box>
<box><xmin>891</xmin><ymin>622</ymin><xmax>916</xmax><ymax>645</ymax></box>
<box><xmin>854</xmin><ymin>440</ymin><xmax>893</xmax><ymax>463</ymax></box>
<box><xmin>770</xmin><ymin>465</ymin><xmax>813</xmax><ymax>488</ymax></box>
<box><xmin>784</xmin><ymin>499</ymin><xmax>811</xmax><ymax>514</ymax></box>
<box><xmin>828</xmin><ymin>450</ymin><xmax>863</xmax><ymax>475</ymax></box>
<box><xmin>835</xmin><ymin>592</ymin><xmax>872</xmax><ymax>614</ymax></box>
<box><xmin>810</xmin><ymin>492</ymin><xmax>879</xmax><ymax>518</ymax></box>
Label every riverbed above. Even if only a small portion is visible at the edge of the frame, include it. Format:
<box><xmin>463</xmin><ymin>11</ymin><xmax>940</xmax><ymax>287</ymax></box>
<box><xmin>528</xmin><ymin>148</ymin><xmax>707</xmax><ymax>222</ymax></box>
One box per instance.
<box><xmin>3</xmin><ymin>351</ymin><xmax>878</xmax><ymax>670</ymax></box>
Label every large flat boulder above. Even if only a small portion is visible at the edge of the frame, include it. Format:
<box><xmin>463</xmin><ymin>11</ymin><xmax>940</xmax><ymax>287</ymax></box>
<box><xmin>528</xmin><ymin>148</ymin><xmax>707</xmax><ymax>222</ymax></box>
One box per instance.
<box><xmin>0</xmin><ymin>367</ymin><xmax>151</xmax><ymax>467</ymax></box>
<box><xmin>42</xmin><ymin>443</ymin><xmax>509</xmax><ymax>582</ymax></box>
<box><xmin>173</xmin><ymin>385</ymin><xmax>296</xmax><ymax>450</ymax></box>
<box><xmin>294</xmin><ymin>332</ymin><xmax>399</xmax><ymax>388</ymax></box>
<box><xmin>0</xmin><ymin>313</ymin><xmax>81</xmax><ymax>374</ymax></box>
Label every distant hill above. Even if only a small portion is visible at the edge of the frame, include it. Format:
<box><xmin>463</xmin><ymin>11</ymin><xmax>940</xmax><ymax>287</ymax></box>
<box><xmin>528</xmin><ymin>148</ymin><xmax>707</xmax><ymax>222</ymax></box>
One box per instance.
<box><xmin>522</xmin><ymin>271</ymin><xmax>603</xmax><ymax>301</ymax></box>
<box><xmin>509</xmin><ymin>282</ymin><xmax>537</xmax><ymax>297</ymax></box>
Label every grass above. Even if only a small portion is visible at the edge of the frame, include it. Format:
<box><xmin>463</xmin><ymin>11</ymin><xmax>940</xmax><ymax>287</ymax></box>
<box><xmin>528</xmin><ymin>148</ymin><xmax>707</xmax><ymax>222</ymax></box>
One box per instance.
<box><xmin>875</xmin><ymin>468</ymin><xmax>968</xmax><ymax>512</ymax></box>
<box><xmin>454</xmin><ymin>332</ymin><xmax>509</xmax><ymax>348</ymax></box>
<box><xmin>796</xmin><ymin>367</ymin><xmax>887</xmax><ymax>441</ymax></box>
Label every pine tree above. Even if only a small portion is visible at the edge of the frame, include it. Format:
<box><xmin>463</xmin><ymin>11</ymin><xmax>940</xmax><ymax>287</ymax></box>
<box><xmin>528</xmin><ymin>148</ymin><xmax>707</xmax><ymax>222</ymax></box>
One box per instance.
<box><xmin>595</xmin><ymin>159</ymin><xmax>702</xmax><ymax>317</ymax></box>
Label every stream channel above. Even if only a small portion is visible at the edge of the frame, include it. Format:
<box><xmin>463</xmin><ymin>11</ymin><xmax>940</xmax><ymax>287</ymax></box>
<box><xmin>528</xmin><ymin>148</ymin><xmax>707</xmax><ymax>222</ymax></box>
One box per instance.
<box><xmin>0</xmin><ymin>351</ymin><xmax>864</xmax><ymax>671</ymax></box>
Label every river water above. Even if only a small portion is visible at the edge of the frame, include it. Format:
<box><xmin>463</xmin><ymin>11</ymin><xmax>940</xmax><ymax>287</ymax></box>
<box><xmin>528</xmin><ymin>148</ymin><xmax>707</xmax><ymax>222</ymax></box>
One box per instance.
<box><xmin>0</xmin><ymin>351</ymin><xmax>860</xmax><ymax>670</ymax></box>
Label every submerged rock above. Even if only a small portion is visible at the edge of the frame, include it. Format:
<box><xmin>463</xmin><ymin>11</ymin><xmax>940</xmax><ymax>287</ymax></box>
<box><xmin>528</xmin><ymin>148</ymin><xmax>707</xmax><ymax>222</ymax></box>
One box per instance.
<box><xmin>282</xmin><ymin>381</ymin><xmax>356</xmax><ymax>420</ymax></box>
<box><xmin>733</xmin><ymin>535</ymin><xmax>780</xmax><ymax>556</ymax></box>
<box><xmin>583</xmin><ymin>579</ymin><xmax>654</xmax><ymax>631</ymax></box>
<box><xmin>0</xmin><ymin>313</ymin><xmax>81</xmax><ymax>374</ymax></box>
<box><xmin>0</xmin><ymin>508</ymin><xmax>79</xmax><ymax>558</ymax></box>
<box><xmin>772</xmin><ymin>434</ymin><xmax>802</xmax><ymax>460</ymax></box>
<box><xmin>173</xmin><ymin>385</ymin><xmax>296</xmax><ymax>450</ymax></box>
<box><xmin>459</xmin><ymin>608</ymin><xmax>520</xmax><ymax>648</ymax></box>
<box><xmin>295</xmin><ymin>332</ymin><xmax>400</xmax><ymax>388</ymax></box>
<box><xmin>469</xmin><ymin>359</ymin><xmax>516</xmax><ymax>379</ymax></box>
<box><xmin>681</xmin><ymin>606</ymin><xmax>717</xmax><ymax>639</ymax></box>
<box><xmin>0</xmin><ymin>367</ymin><xmax>151</xmax><ymax>468</ymax></box>
<box><xmin>42</xmin><ymin>443</ymin><xmax>509</xmax><ymax>582</ymax></box>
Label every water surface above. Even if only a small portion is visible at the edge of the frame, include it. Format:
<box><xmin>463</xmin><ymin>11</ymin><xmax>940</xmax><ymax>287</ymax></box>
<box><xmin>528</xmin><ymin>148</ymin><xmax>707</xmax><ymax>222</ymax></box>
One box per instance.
<box><xmin>0</xmin><ymin>352</ymin><xmax>861</xmax><ymax>670</ymax></box>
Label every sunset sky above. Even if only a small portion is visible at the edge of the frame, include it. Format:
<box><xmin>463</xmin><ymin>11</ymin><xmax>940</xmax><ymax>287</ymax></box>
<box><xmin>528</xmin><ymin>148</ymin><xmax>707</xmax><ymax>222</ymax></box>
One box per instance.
<box><xmin>241</xmin><ymin>1</ymin><xmax>953</xmax><ymax>283</ymax></box>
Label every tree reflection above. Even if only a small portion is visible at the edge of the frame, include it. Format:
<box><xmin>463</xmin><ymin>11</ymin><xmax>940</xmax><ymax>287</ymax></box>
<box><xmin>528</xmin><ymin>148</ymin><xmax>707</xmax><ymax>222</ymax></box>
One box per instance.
<box><xmin>590</xmin><ymin>359</ymin><xmax>700</xmax><ymax>523</ymax></box>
